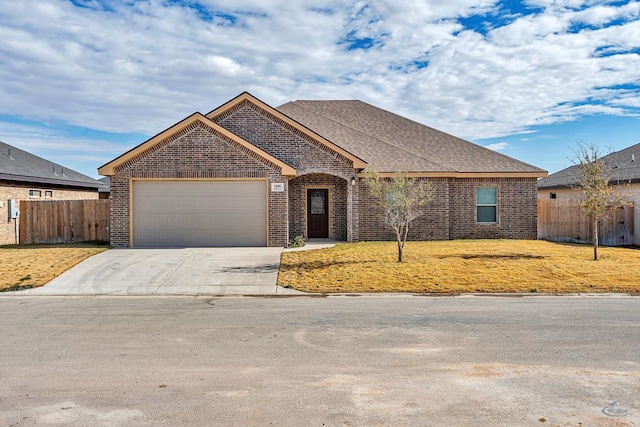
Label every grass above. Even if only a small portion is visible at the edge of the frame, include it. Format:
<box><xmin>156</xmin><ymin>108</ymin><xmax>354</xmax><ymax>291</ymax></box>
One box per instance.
<box><xmin>0</xmin><ymin>242</ymin><xmax>108</xmax><ymax>292</ymax></box>
<box><xmin>277</xmin><ymin>240</ymin><xmax>640</xmax><ymax>294</ymax></box>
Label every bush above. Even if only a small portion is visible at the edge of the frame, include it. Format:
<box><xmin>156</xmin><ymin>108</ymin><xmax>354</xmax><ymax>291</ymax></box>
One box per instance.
<box><xmin>289</xmin><ymin>235</ymin><xmax>305</xmax><ymax>248</ymax></box>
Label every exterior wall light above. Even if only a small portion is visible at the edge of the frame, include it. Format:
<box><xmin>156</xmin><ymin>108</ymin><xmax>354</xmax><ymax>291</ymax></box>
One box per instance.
<box><xmin>351</xmin><ymin>177</ymin><xmax>356</xmax><ymax>186</ymax></box>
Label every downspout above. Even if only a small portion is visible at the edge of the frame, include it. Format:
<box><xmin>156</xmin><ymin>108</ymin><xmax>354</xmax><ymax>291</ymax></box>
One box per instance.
<box><xmin>15</xmin><ymin>211</ymin><xmax>19</xmax><ymax>244</ymax></box>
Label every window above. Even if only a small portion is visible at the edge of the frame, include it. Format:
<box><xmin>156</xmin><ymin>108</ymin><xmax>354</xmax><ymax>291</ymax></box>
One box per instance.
<box><xmin>477</xmin><ymin>187</ymin><xmax>497</xmax><ymax>223</ymax></box>
<box><xmin>550</xmin><ymin>192</ymin><xmax>557</xmax><ymax>199</ymax></box>
<box><xmin>45</xmin><ymin>190</ymin><xmax>53</xmax><ymax>198</ymax></box>
<box><xmin>29</xmin><ymin>189</ymin><xmax>41</xmax><ymax>197</ymax></box>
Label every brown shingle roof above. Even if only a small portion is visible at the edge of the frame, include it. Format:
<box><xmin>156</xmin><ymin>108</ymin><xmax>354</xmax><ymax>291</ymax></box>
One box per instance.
<box><xmin>277</xmin><ymin>100</ymin><xmax>546</xmax><ymax>175</ymax></box>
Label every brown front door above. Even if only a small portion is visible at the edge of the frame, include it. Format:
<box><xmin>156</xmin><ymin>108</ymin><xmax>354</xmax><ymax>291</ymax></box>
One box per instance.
<box><xmin>307</xmin><ymin>189</ymin><xmax>329</xmax><ymax>238</ymax></box>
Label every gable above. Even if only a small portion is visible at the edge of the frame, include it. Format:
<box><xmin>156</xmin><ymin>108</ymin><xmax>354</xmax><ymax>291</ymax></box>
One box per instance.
<box><xmin>206</xmin><ymin>92</ymin><xmax>367</xmax><ymax>169</ymax></box>
<box><xmin>211</xmin><ymin>100</ymin><xmax>357</xmax><ymax>177</ymax></box>
<box><xmin>121</xmin><ymin>123</ymin><xmax>288</xmax><ymax>180</ymax></box>
<box><xmin>98</xmin><ymin>113</ymin><xmax>296</xmax><ymax>176</ymax></box>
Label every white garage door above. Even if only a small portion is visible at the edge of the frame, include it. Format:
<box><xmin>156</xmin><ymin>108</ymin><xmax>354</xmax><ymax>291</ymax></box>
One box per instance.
<box><xmin>132</xmin><ymin>180</ymin><xmax>267</xmax><ymax>247</ymax></box>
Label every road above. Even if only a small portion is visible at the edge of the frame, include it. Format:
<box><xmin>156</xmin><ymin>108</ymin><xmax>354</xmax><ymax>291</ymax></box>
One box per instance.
<box><xmin>0</xmin><ymin>295</ymin><xmax>638</xmax><ymax>426</ymax></box>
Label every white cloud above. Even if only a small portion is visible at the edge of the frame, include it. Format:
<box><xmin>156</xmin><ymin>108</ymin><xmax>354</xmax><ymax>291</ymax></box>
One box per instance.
<box><xmin>572</xmin><ymin>2</ymin><xmax>640</xmax><ymax>26</ymax></box>
<box><xmin>484</xmin><ymin>142</ymin><xmax>510</xmax><ymax>151</ymax></box>
<box><xmin>0</xmin><ymin>121</ymin><xmax>134</xmax><ymax>177</ymax></box>
<box><xmin>0</xmin><ymin>0</ymin><xmax>638</xmax><ymax>154</ymax></box>
<box><xmin>0</xmin><ymin>121</ymin><xmax>130</xmax><ymax>156</ymax></box>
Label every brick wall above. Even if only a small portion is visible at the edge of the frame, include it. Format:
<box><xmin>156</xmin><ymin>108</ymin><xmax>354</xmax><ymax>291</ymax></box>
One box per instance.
<box><xmin>449</xmin><ymin>178</ymin><xmax>538</xmax><ymax>239</ymax></box>
<box><xmin>214</xmin><ymin>101</ymin><xmax>360</xmax><ymax>243</ymax></box>
<box><xmin>110</xmin><ymin>122</ymin><xmax>288</xmax><ymax>247</ymax></box>
<box><xmin>214</xmin><ymin>101</ymin><xmax>357</xmax><ymax>179</ymax></box>
<box><xmin>0</xmin><ymin>181</ymin><xmax>98</xmax><ymax>245</ymax></box>
<box><xmin>358</xmin><ymin>178</ymin><xmax>450</xmax><ymax>241</ymax></box>
<box><xmin>357</xmin><ymin>177</ymin><xmax>538</xmax><ymax>241</ymax></box>
<box><xmin>289</xmin><ymin>174</ymin><xmax>348</xmax><ymax>241</ymax></box>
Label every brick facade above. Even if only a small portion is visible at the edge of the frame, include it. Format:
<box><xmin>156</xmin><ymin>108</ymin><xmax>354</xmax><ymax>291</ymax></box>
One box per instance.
<box><xmin>214</xmin><ymin>101</ymin><xmax>356</xmax><ymax>178</ymax></box>
<box><xmin>0</xmin><ymin>181</ymin><xmax>97</xmax><ymax>245</ymax></box>
<box><xmin>289</xmin><ymin>174</ymin><xmax>349</xmax><ymax>241</ymax></box>
<box><xmin>357</xmin><ymin>177</ymin><xmax>538</xmax><ymax>241</ymax></box>
<box><xmin>358</xmin><ymin>178</ymin><xmax>450</xmax><ymax>241</ymax></box>
<box><xmin>109</xmin><ymin>121</ymin><xmax>289</xmax><ymax>248</ymax></box>
<box><xmin>214</xmin><ymin>101</ymin><xmax>359</xmax><ymax>243</ymax></box>
<box><xmin>449</xmin><ymin>178</ymin><xmax>538</xmax><ymax>240</ymax></box>
<box><xmin>106</xmin><ymin>100</ymin><xmax>539</xmax><ymax>247</ymax></box>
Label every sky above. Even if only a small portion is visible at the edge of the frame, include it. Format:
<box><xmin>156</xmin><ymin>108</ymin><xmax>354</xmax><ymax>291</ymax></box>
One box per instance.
<box><xmin>1</xmin><ymin>0</ymin><xmax>639</xmax><ymax>179</ymax></box>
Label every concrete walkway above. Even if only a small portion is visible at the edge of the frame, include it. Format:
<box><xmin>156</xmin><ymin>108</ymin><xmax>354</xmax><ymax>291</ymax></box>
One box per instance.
<box><xmin>283</xmin><ymin>240</ymin><xmax>337</xmax><ymax>252</ymax></box>
<box><xmin>15</xmin><ymin>247</ymin><xmax>304</xmax><ymax>295</ymax></box>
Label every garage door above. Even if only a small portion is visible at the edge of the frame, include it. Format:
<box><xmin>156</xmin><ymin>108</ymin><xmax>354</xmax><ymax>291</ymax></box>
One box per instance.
<box><xmin>132</xmin><ymin>180</ymin><xmax>267</xmax><ymax>247</ymax></box>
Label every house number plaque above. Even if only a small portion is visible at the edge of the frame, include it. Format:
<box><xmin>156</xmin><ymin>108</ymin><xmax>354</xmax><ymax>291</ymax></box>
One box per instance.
<box><xmin>271</xmin><ymin>183</ymin><xmax>285</xmax><ymax>192</ymax></box>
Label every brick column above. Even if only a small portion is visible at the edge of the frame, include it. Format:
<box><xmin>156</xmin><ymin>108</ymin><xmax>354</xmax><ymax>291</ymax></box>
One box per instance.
<box><xmin>347</xmin><ymin>178</ymin><xmax>360</xmax><ymax>242</ymax></box>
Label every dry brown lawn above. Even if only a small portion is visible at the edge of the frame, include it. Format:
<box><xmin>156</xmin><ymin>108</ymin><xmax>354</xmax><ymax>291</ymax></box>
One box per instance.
<box><xmin>0</xmin><ymin>243</ymin><xmax>108</xmax><ymax>292</ymax></box>
<box><xmin>277</xmin><ymin>240</ymin><xmax>640</xmax><ymax>294</ymax></box>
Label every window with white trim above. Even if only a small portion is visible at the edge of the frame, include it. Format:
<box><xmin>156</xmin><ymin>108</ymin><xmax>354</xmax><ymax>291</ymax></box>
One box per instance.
<box><xmin>29</xmin><ymin>189</ymin><xmax>41</xmax><ymax>197</ymax></box>
<box><xmin>476</xmin><ymin>187</ymin><xmax>497</xmax><ymax>223</ymax></box>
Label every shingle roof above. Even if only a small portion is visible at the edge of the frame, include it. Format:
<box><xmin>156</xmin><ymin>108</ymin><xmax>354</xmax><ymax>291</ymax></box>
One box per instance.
<box><xmin>538</xmin><ymin>142</ymin><xmax>640</xmax><ymax>189</ymax></box>
<box><xmin>277</xmin><ymin>100</ymin><xmax>546</xmax><ymax>175</ymax></box>
<box><xmin>98</xmin><ymin>176</ymin><xmax>110</xmax><ymax>193</ymax></box>
<box><xmin>0</xmin><ymin>140</ymin><xmax>102</xmax><ymax>189</ymax></box>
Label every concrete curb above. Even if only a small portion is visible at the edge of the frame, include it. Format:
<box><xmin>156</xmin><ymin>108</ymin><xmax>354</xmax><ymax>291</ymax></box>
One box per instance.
<box><xmin>2</xmin><ymin>291</ymin><xmax>636</xmax><ymax>298</ymax></box>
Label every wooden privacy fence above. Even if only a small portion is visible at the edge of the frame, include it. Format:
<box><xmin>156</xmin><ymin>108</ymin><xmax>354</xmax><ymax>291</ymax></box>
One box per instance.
<box><xmin>537</xmin><ymin>199</ymin><xmax>634</xmax><ymax>246</ymax></box>
<box><xmin>19</xmin><ymin>199</ymin><xmax>110</xmax><ymax>244</ymax></box>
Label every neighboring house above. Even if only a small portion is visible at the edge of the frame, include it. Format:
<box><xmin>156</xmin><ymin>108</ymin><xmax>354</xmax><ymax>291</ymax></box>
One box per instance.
<box><xmin>98</xmin><ymin>176</ymin><xmax>110</xmax><ymax>199</ymax></box>
<box><xmin>538</xmin><ymin>142</ymin><xmax>640</xmax><ymax>244</ymax></box>
<box><xmin>0</xmin><ymin>140</ymin><xmax>104</xmax><ymax>245</ymax></box>
<box><xmin>99</xmin><ymin>92</ymin><xmax>547</xmax><ymax>248</ymax></box>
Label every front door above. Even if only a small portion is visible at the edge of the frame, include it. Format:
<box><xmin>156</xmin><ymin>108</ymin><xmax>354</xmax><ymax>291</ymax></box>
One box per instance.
<box><xmin>307</xmin><ymin>189</ymin><xmax>329</xmax><ymax>238</ymax></box>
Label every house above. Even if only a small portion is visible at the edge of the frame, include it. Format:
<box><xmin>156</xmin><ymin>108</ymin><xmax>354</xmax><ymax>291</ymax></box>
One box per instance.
<box><xmin>99</xmin><ymin>92</ymin><xmax>547</xmax><ymax>248</ymax></box>
<box><xmin>98</xmin><ymin>176</ymin><xmax>110</xmax><ymax>199</ymax></box>
<box><xmin>538</xmin><ymin>142</ymin><xmax>640</xmax><ymax>244</ymax></box>
<box><xmin>1</xmin><ymin>140</ymin><xmax>105</xmax><ymax>245</ymax></box>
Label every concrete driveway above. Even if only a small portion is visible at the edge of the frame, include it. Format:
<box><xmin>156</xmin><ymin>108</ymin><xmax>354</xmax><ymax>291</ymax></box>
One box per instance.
<box><xmin>17</xmin><ymin>247</ymin><xmax>302</xmax><ymax>295</ymax></box>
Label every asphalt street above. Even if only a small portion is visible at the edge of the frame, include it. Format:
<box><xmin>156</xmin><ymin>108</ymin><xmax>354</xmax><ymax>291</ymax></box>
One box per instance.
<box><xmin>0</xmin><ymin>295</ymin><xmax>638</xmax><ymax>426</ymax></box>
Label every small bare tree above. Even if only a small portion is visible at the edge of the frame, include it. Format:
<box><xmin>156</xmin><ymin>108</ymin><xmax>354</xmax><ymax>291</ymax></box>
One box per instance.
<box><xmin>362</xmin><ymin>168</ymin><xmax>435</xmax><ymax>262</ymax></box>
<box><xmin>572</xmin><ymin>141</ymin><xmax>628</xmax><ymax>260</ymax></box>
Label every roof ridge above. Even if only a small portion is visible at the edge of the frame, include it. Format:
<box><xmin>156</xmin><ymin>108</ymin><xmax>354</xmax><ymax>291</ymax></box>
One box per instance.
<box><xmin>287</xmin><ymin>101</ymin><xmax>454</xmax><ymax>172</ymax></box>
<box><xmin>339</xmin><ymin>100</ymin><xmax>547</xmax><ymax>173</ymax></box>
<box><xmin>539</xmin><ymin>141</ymin><xmax>640</xmax><ymax>188</ymax></box>
<box><xmin>291</xmin><ymin>100</ymin><xmax>545</xmax><ymax>173</ymax></box>
<box><xmin>206</xmin><ymin>93</ymin><xmax>367</xmax><ymax>169</ymax></box>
